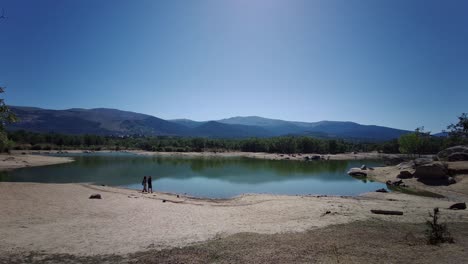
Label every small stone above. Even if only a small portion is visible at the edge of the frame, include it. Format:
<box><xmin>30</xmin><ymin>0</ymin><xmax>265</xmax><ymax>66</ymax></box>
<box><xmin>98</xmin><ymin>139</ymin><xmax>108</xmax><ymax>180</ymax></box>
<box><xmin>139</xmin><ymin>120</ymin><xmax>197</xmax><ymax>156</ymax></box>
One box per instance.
<box><xmin>89</xmin><ymin>194</ymin><xmax>101</xmax><ymax>199</ymax></box>
<box><xmin>448</xmin><ymin>177</ymin><xmax>457</xmax><ymax>185</ymax></box>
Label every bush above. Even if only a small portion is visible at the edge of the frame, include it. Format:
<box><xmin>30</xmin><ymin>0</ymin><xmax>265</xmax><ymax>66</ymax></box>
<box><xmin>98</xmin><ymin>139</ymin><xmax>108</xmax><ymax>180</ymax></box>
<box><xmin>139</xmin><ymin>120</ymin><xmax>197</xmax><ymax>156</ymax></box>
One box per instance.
<box><xmin>426</xmin><ymin>208</ymin><xmax>454</xmax><ymax>245</ymax></box>
<box><xmin>31</xmin><ymin>144</ymin><xmax>42</xmax><ymax>150</ymax></box>
<box><xmin>163</xmin><ymin>147</ymin><xmax>174</xmax><ymax>152</ymax></box>
<box><xmin>42</xmin><ymin>144</ymin><xmax>52</xmax><ymax>151</ymax></box>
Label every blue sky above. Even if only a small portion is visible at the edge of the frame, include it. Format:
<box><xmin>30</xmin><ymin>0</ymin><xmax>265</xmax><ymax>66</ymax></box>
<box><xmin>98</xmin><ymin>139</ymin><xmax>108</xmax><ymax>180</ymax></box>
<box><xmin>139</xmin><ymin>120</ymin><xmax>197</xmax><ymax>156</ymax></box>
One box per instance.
<box><xmin>0</xmin><ymin>0</ymin><xmax>467</xmax><ymax>132</ymax></box>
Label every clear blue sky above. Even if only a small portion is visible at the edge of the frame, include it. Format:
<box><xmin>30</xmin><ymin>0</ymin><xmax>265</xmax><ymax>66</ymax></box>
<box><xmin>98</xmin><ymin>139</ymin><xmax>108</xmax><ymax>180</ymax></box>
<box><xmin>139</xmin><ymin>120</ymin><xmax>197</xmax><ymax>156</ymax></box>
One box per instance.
<box><xmin>0</xmin><ymin>0</ymin><xmax>467</xmax><ymax>132</ymax></box>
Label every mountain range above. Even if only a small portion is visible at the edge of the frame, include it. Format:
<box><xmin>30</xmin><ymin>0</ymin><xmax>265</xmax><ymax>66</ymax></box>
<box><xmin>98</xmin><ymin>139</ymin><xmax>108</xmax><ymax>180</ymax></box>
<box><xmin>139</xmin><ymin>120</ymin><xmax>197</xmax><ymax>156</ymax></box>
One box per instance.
<box><xmin>7</xmin><ymin>106</ymin><xmax>412</xmax><ymax>141</ymax></box>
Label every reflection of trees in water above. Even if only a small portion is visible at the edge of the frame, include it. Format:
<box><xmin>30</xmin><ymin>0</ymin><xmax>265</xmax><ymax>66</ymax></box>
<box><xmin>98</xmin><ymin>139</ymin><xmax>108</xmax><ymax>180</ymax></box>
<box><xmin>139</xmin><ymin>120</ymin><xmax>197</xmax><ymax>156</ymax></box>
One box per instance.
<box><xmin>3</xmin><ymin>154</ymin><xmax>382</xmax><ymax>186</ymax></box>
<box><xmin>185</xmin><ymin>157</ymin><xmax>349</xmax><ymax>175</ymax></box>
<box><xmin>146</xmin><ymin>157</ymin><xmax>360</xmax><ymax>183</ymax></box>
<box><xmin>0</xmin><ymin>171</ymin><xmax>10</xmax><ymax>181</ymax></box>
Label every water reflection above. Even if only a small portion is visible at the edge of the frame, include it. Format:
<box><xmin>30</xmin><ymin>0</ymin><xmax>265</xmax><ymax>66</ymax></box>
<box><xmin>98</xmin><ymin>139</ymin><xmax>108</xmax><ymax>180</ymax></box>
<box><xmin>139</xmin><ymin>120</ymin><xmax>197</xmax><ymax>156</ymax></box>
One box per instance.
<box><xmin>0</xmin><ymin>153</ymin><xmax>386</xmax><ymax>198</ymax></box>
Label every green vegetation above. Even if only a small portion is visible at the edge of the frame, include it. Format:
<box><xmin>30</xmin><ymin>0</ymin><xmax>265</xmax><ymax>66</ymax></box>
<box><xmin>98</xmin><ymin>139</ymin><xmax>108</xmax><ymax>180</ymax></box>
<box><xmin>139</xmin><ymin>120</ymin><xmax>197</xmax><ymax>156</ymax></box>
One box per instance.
<box><xmin>7</xmin><ymin>130</ymin><xmax>380</xmax><ymax>154</ymax></box>
<box><xmin>426</xmin><ymin>208</ymin><xmax>454</xmax><ymax>245</ymax></box>
<box><xmin>398</xmin><ymin>127</ymin><xmax>434</xmax><ymax>157</ymax></box>
<box><xmin>4</xmin><ymin>113</ymin><xmax>467</xmax><ymax>155</ymax></box>
<box><xmin>397</xmin><ymin>113</ymin><xmax>468</xmax><ymax>157</ymax></box>
<box><xmin>0</xmin><ymin>87</ymin><xmax>17</xmax><ymax>152</ymax></box>
<box><xmin>446</xmin><ymin>113</ymin><xmax>468</xmax><ymax>146</ymax></box>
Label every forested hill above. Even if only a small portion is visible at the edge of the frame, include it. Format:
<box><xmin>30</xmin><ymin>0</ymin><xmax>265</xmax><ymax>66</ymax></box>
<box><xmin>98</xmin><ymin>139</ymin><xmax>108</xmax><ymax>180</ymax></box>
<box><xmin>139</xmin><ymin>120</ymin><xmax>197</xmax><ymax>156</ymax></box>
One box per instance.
<box><xmin>8</xmin><ymin>106</ymin><xmax>410</xmax><ymax>141</ymax></box>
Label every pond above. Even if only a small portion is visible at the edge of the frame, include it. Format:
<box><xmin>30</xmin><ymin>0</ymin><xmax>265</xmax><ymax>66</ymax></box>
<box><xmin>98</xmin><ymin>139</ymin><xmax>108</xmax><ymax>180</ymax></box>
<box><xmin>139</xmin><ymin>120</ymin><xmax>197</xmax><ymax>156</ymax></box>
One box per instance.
<box><xmin>0</xmin><ymin>153</ymin><xmax>387</xmax><ymax>198</ymax></box>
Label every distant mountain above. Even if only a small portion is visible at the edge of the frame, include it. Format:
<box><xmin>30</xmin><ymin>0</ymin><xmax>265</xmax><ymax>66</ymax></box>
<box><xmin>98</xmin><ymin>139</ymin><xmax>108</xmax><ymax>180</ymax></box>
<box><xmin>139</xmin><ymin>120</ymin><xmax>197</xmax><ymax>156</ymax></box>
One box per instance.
<box><xmin>433</xmin><ymin>132</ymin><xmax>449</xmax><ymax>137</ymax></box>
<box><xmin>218</xmin><ymin>117</ymin><xmax>409</xmax><ymax>141</ymax></box>
<box><xmin>218</xmin><ymin>116</ymin><xmax>305</xmax><ymax>136</ymax></box>
<box><xmin>191</xmin><ymin>121</ymin><xmax>272</xmax><ymax>138</ymax></box>
<box><xmin>8</xmin><ymin>106</ymin><xmax>189</xmax><ymax>136</ymax></box>
<box><xmin>299</xmin><ymin>121</ymin><xmax>409</xmax><ymax>141</ymax></box>
<box><xmin>8</xmin><ymin>106</ymin><xmax>411</xmax><ymax>140</ymax></box>
<box><xmin>170</xmin><ymin>119</ymin><xmax>205</xmax><ymax>128</ymax></box>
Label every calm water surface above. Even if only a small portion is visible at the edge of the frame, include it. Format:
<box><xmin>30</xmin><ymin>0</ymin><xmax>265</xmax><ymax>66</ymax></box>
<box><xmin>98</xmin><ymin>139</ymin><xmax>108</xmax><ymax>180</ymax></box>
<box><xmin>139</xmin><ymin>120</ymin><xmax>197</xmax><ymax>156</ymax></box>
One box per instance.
<box><xmin>0</xmin><ymin>153</ymin><xmax>387</xmax><ymax>198</ymax></box>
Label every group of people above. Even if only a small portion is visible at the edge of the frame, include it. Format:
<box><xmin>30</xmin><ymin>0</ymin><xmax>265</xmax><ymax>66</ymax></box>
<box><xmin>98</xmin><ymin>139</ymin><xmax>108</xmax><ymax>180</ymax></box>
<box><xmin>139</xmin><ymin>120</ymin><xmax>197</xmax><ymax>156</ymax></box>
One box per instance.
<box><xmin>141</xmin><ymin>176</ymin><xmax>153</xmax><ymax>193</ymax></box>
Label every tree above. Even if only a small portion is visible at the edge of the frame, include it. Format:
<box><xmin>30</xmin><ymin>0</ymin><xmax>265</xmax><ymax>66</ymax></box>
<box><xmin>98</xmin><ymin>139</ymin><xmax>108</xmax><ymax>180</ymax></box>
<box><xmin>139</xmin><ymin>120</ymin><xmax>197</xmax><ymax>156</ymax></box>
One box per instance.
<box><xmin>398</xmin><ymin>127</ymin><xmax>430</xmax><ymax>157</ymax></box>
<box><xmin>447</xmin><ymin>113</ymin><xmax>468</xmax><ymax>141</ymax></box>
<box><xmin>0</xmin><ymin>87</ymin><xmax>17</xmax><ymax>152</ymax></box>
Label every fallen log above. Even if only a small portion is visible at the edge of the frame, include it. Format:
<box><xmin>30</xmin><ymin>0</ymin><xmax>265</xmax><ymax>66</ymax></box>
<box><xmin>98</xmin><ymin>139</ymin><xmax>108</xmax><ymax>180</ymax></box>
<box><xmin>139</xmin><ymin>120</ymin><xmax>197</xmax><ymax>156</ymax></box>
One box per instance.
<box><xmin>370</xmin><ymin>209</ymin><xmax>403</xmax><ymax>215</ymax></box>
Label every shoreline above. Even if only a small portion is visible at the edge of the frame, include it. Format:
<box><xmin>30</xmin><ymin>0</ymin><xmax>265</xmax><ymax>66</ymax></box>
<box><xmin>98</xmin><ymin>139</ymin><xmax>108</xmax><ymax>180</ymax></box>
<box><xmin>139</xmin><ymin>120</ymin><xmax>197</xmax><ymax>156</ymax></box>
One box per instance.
<box><xmin>1</xmin><ymin>151</ymin><xmax>463</xmax><ymax>202</ymax></box>
<box><xmin>1</xmin><ymin>152</ymin><xmax>467</xmax><ymax>260</ymax></box>
<box><xmin>0</xmin><ymin>153</ymin><xmax>73</xmax><ymax>171</ymax></box>
<box><xmin>1</xmin><ymin>182</ymin><xmax>467</xmax><ymax>257</ymax></box>
<box><xmin>11</xmin><ymin>149</ymin><xmax>423</xmax><ymax>161</ymax></box>
<box><xmin>131</xmin><ymin>150</ymin><xmax>410</xmax><ymax>161</ymax></box>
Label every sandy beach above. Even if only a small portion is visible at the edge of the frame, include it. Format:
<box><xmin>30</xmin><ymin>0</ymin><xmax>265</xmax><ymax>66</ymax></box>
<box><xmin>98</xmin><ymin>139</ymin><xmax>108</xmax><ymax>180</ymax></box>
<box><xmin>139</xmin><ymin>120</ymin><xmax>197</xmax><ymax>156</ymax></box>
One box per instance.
<box><xmin>1</xmin><ymin>183</ymin><xmax>467</xmax><ymax>255</ymax></box>
<box><xmin>1</xmin><ymin>153</ymin><xmax>468</xmax><ymax>263</ymax></box>
<box><xmin>131</xmin><ymin>150</ymin><xmax>412</xmax><ymax>161</ymax></box>
<box><xmin>0</xmin><ymin>153</ymin><xmax>73</xmax><ymax>171</ymax></box>
<box><xmin>12</xmin><ymin>149</ymin><xmax>415</xmax><ymax>161</ymax></box>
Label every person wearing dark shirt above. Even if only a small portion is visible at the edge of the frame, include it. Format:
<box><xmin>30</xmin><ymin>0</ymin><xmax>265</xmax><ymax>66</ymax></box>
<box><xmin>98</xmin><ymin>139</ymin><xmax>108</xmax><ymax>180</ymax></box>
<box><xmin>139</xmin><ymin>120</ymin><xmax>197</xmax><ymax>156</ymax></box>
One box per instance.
<box><xmin>142</xmin><ymin>176</ymin><xmax>147</xmax><ymax>193</ymax></box>
<box><xmin>148</xmin><ymin>176</ymin><xmax>153</xmax><ymax>193</ymax></box>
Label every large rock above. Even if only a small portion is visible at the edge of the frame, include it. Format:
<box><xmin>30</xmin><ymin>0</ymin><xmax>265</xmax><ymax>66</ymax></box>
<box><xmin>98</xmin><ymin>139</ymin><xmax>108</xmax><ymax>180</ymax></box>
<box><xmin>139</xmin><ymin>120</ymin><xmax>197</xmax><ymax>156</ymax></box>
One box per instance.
<box><xmin>398</xmin><ymin>161</ymin><xmax>415</xmax><ymax>170</ymax></box>
<box><xmin>413</xmin><ymin>163</ymin><xmax>449</xmax><ymax>185</ymax></box>
<box><xmin>448</xmin><ymin>152</ymin><xmax>468</xmax><ymax>162</ymax></box>
<box><xmin>397</xmin><ymin>170</ymin><xmax>413</xmax><ymax>179</ymax></box>
<box><xmin>449</xmin><ymin>202</ymin><xmax>466</xmax><ymax>210</ymax></box>
<box><xmin>347</xmin><ymin>168</ymin><xmax>367</xmax><ymax>177</ymax></box>
<box><xmin>414</xmin><ymin>158</ymin><xmax>434</xmax><ymax>166</ymax></box>
<box><xmin>437</xmin><ymin>145</ymin><xmax>468</xmax><ymax>161</ymax></box>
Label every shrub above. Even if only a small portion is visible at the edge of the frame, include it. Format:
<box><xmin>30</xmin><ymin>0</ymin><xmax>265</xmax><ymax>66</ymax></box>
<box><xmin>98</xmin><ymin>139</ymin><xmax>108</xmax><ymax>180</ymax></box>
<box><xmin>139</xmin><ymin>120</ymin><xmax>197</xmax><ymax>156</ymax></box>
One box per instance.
<box><xmin>42</xmin><ymin>144</ymin><xmax>52</xmax><ymax>151</ymax></box>
<box><xmin>426</xmin><ymin>208</ymin><xmax>454</xmax><ymax>245</ymax></box>
<box><xmin>163</xmin><ymin>147</ymin><xmax>174</xmax><ymax>152</ymax></box>
<box><xmin>31</xmin><ymin>144</ymin><xmax>42</xmax><ymax>150</ymax></box>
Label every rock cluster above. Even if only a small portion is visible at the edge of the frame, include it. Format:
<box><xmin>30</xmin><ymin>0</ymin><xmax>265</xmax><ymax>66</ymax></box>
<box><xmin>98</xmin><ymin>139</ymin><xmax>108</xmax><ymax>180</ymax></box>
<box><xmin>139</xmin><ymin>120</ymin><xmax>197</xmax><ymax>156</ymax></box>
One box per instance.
<box><xmin>437</xmin><ymin>145</ymin><xmax>468</xmax><ymax>161</ymax></box>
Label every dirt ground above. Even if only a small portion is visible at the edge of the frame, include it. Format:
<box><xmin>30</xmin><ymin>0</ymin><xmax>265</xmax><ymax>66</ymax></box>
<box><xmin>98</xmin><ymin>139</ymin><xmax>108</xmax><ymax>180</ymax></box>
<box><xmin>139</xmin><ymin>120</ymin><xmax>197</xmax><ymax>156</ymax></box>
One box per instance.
<box><xmin>3</xmin><ymin>220</ymin><xmax>468</xmax><ymax>264</ymax></box>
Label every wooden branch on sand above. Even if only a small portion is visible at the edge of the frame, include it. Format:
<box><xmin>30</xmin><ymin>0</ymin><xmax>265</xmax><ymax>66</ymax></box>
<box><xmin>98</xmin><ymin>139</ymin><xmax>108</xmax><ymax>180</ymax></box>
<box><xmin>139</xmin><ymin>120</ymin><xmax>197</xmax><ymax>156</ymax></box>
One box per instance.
<box><xmin>370</xmin><ymin>209</ymin><xmax>403</xmax><ymax>215</ymax></box>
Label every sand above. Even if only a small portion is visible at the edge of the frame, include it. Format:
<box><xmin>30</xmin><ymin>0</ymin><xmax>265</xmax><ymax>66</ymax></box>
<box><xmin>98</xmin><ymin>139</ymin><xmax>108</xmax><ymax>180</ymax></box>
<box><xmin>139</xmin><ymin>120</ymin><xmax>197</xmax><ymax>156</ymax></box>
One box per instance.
<box><xmin>131</xmin><ymin>150</ymin><xmax>415</xmax><ymax>161</ymax></box>
<box><xmin>1</xmin><ymin>182</ymin><xmax>467</xmax><ymax>257</ymax></box>
<box><xmin>13</xmin><ymin>149</ymin><xmax>418</xmax><ymax>161</ymax></box>
<box><xmin>0</xmin><ymin>154</ymin><xmax>73</xmax><ymax>171</ymax></box>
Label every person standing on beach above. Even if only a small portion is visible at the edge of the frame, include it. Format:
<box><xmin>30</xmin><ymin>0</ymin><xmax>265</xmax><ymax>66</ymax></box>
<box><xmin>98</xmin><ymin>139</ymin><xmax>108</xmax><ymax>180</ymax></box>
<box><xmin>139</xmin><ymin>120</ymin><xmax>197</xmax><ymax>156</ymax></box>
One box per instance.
<box><xmin>142</xmin><ymin>176</ymin><xmax>147</xmax><ymax>193</ymax></box>
<box><xmin>148</xmin><ymin>176</ymin><xmax>153</xmax><ymax>193</ymax></box>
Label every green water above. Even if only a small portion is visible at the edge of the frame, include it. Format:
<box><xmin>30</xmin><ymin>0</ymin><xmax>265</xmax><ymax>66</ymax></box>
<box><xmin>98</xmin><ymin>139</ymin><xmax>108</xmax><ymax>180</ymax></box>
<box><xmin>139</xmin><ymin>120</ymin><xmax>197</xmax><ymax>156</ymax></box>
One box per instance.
<box><xmin>0</xmin><ymin>153</ymin><xmax>387</xmax><ymax>198</ymax></box>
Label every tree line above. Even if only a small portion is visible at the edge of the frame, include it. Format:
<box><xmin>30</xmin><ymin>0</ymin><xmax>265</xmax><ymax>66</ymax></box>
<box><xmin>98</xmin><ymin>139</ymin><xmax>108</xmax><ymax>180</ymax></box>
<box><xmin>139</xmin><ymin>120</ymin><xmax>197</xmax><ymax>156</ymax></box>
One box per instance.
<box><xmin>3</xmin><ymin>112</ymin><xmax>468</xmax><ymax>155</ymax></box>
<box><xmin>7</xmin><ymin>130</ymin><xmax>382</xmax><ymax>154</ymax></box>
